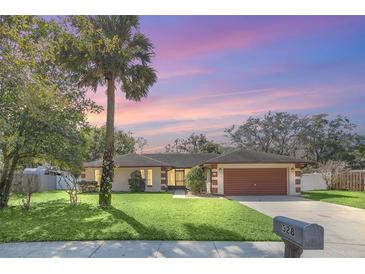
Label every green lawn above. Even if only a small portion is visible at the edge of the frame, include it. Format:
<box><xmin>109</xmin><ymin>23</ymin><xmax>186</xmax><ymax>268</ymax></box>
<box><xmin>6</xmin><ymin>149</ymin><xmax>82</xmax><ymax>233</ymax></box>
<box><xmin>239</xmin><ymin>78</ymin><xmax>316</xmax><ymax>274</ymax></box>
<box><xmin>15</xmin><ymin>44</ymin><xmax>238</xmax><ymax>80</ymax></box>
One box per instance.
<box><xmin>302</xmin><ymin>190</ymin><xmax>365</xmax><ymax>209</ymax></box>
<box><xmin>0</xmin><ymin>191</ymin><xmax>279</xmax><ymax>243</ymax></box>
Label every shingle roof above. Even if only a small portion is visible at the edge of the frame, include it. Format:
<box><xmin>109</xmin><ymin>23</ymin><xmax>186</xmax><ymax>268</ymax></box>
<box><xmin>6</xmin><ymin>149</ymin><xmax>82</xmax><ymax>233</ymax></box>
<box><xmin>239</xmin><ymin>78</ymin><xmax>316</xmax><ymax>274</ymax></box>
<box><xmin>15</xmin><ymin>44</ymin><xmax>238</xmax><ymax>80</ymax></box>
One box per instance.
<box><xmin>145</xmin><ymin>153</ymin><xmax>219</xmax><ymax>168</ymax></box>
<box><xmin>83</xmin><ymin>153</ymin><xmax>170</xmax><ymax>168</ymax></box>
<box><xmin>204</xmin><ymin>149</ymin><xmax>311</xmax><ymax>164</ymax></box>
<box><xmin>83</xmin><ymin>159</ymin><xmax>103</xmax><ymax>168</ymax></box>
<box><xmin>83</xmin><ymin>150</ymin><xmax>310</xmax><ymax>168</ymax></box>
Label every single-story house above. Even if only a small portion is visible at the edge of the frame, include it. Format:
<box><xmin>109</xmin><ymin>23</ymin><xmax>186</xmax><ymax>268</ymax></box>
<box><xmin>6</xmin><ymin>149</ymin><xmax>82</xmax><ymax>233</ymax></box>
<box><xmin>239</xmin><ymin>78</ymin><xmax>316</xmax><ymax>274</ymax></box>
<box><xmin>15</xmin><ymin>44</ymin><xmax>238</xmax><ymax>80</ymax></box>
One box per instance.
<box><xmin>82</xmin><ymin>149</ymin><xmax>310</xmax><ymax>195</ymax></box>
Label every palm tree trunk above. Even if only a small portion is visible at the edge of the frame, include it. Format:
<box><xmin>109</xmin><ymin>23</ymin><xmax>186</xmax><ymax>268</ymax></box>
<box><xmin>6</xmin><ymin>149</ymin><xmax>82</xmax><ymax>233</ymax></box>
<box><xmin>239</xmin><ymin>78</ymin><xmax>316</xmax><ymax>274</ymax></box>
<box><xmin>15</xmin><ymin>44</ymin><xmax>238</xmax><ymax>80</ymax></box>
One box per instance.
<box><xmin>99</xmin><ymin>76</ymin><xmax>115</xmax><ymax>207</ymax></box>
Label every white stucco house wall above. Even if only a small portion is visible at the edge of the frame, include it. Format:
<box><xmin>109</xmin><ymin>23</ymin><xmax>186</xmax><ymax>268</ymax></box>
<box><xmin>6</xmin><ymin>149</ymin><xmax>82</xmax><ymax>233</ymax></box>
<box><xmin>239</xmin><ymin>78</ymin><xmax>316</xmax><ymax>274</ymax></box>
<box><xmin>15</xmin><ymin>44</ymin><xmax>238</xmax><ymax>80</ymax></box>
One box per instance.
<box><xmin>83</xmin><ymin>150</ymin><xmax>311</xmax><ymax>195</ymax></box>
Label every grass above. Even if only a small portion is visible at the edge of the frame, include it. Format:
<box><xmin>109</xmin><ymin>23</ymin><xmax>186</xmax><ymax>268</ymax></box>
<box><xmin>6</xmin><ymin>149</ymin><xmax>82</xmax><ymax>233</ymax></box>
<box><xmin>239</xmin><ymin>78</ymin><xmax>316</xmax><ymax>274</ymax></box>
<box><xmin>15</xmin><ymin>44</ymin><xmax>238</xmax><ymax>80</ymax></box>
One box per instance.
<box><xmin>302</xmin><ymin>190</ymin><xmax>365</xmax><ymax>209</ymax></box>
<box><xmin>0</xmin><ymin>191</ymin><xmax>279</xmax><ymax>243</ymax></box>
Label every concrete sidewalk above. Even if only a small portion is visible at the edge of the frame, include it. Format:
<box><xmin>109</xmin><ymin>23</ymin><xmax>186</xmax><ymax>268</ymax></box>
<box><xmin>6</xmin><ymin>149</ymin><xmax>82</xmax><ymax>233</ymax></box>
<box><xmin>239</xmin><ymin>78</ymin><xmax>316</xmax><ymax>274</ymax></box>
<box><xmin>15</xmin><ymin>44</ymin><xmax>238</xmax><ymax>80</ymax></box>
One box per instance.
<box><xmin>0</xmin><ymin>240</ymin><xmax>345</xmax><ymax>258</ymax></box>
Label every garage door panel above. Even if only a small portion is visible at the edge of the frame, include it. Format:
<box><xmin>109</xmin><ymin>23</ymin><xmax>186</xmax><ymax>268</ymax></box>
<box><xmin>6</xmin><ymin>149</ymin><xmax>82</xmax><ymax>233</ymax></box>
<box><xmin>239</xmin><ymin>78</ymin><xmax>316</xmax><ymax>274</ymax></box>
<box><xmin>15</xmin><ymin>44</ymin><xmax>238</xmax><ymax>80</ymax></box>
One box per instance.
<box><xmin>224</xmin><ymin>168</ymin><xmax>287</xmax><ymax>195</ymax></box>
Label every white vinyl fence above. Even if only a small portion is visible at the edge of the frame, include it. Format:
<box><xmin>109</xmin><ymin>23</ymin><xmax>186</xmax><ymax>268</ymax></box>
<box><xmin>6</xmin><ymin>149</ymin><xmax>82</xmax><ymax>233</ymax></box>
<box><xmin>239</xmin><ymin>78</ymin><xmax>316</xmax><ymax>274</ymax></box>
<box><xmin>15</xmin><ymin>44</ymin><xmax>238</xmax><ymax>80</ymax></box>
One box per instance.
<box><xmin>37</xmin><ymin>175</ymin><xmax>57</xmax><ymax>191</ymax></box>
<box><xmin>301</xmin><ymin>173</ymin><xmax>327</xmax><ymax>191</ymax></box>
<box><xmin>7</xmin><ymin>173</ymin><xmax>57</xmax><ymax>192</ymax></box>
<box><xmin>1</xmin><ymin>167</ymin><xmax>64</xmax><ymax>192</ymax></box>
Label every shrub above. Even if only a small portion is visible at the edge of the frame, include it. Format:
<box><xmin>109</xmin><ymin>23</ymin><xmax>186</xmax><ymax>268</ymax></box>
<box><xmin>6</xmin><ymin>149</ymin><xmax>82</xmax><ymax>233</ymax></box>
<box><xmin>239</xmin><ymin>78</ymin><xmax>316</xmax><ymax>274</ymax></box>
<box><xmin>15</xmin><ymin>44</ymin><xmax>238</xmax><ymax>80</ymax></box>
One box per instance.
<box><xmin>317</xmin><ymin>160</ymin><xmax>349</xmax><ymax>189</ymax></box>
<box><xmin>77</xmin><ymin>180</ymin><xmax>99</xmax><ymax>193</ymax></box>
<box><xmin>186</xmin><ymin>166</ymin><xmax>206</xmax><ymax>194</ymax></box>
<box><xmin>57</xmin><ymin>173</ymin><xmax>79</xmax><ymax>206</ymax></box>
<box><xmin>128</xmin><ymin>170</ymin><xmax>145</xmax><ymax>192</ymax></box>
<box><xmin>21</xmin><ymin>174</ymin><xmax>39</xmax><ymax>210</ymax></box>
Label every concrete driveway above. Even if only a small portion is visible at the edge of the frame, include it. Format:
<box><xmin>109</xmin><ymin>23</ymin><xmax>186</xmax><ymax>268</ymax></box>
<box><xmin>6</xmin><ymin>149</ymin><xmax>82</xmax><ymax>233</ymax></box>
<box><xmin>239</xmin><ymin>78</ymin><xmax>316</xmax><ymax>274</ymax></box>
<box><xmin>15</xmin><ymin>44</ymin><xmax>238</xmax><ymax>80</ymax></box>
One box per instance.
<box><xmin>229</xmin><ymin>195</ymin><xmax>365</xmax><ymax>257</ymax></box>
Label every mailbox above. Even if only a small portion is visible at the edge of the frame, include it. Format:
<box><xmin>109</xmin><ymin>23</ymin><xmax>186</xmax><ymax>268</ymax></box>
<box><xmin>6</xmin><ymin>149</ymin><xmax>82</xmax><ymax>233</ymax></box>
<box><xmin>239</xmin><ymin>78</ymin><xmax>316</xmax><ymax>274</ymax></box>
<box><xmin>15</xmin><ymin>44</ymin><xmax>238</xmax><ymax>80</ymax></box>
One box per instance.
<box><xmin>273</xmin><ymin>216</ymin><xmax>324</xmax><ymax>257</ymax></box>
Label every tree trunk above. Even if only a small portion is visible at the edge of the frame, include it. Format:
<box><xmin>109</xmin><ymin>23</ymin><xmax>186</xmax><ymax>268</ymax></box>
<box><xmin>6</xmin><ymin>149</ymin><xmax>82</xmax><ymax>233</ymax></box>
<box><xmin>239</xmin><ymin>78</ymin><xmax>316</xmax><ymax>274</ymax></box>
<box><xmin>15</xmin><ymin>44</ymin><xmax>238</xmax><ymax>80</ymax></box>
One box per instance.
<box><xmin>0</xmin><ymin>156</ymin><xmax>10</xmax><ymax>188</ymax></box>
<box><xmin>0</xmin><ymin>155</ymin><xmax>19</xmax><ymax>209</ymax></box>
<box><xmin>0</xmin><ymin>158</ymin><xmax>10</xmax><ymax>208</ymax></box>
<box><xmin>99</xmin><ymin>76</ymin><xmax>115</xmax><ymax>208</ymax></box>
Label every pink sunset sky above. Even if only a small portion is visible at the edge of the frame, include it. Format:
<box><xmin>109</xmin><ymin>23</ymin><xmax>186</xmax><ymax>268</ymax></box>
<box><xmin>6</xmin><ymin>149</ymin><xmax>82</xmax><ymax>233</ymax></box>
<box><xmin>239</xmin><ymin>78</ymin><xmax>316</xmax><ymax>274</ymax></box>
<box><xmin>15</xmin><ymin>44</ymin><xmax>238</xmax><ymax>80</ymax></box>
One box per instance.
<box><xmin>86</xmin><ymin>16</ymin><xmax>365</xmax><ymax>152</ymax></box>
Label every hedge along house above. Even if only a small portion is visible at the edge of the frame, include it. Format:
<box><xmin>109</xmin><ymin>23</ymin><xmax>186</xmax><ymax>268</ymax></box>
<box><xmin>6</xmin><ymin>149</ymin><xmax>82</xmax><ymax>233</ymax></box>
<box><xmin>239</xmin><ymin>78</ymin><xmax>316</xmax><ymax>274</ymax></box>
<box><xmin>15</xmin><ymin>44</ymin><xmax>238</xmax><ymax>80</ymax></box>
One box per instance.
<box><xmin>82</xmin><ymin>149</ymin><xmax>310</xmax><ymax>195</ymax></box>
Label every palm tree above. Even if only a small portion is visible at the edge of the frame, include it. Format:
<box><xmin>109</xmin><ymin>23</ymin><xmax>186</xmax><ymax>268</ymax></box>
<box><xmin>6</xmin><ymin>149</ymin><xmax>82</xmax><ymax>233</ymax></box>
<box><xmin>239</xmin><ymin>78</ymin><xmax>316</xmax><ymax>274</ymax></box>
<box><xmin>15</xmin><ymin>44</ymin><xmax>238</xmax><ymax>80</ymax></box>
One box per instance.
<box><xmin>60</xmin><ymin>16</ymin><xmax>157</xmax><ymax>207</ymax></box>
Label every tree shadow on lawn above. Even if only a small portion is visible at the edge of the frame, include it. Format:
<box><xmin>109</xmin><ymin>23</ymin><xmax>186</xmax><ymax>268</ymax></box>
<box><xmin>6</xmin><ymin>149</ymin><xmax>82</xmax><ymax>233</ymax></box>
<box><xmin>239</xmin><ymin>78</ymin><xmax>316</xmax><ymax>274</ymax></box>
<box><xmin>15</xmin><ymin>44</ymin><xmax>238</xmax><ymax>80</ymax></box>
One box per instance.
<box><xmin>101</xmin><ymin>206</ymin><xmax>170</xmax><ymax>240</ymax></box>
<box><xmin>0</xmin><ymin>200</ymin><xmax>110</xmax><ymax>242</ymax></box>
<box><xmin>183</xmin><ymin>223</ymin><xmax>243</xmax><ymax>241</ymax></box>
<box><xmin>0</xmin><ymin>201</ymin><xmax>172</xmax><ymax>242</ymax></box>
<box><xmin>2</xmin><ymin>200</ymin><xmax>279</xmax><ymax>242</ymax></box>
<box><xmin>183</xmin><ymin>223</ymin><xmax>279</xmax><ymax>241</ymax></box>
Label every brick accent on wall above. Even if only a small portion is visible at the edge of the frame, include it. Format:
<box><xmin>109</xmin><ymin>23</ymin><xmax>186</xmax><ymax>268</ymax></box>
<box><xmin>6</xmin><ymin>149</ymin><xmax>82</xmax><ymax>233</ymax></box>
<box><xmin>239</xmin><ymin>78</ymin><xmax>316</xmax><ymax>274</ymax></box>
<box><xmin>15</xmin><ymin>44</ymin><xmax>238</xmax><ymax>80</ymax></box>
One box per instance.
<box><xmin>294</xmin><ymin>165</ymin><xmax>301</xmax><ymax>192</ymax></box>
<box><xmin>211</xmin><ymin>164</ymin><xmax>218</xmax><ymax>194</ymax></box>
<box><xmin>160</xmin><ymin>167</ymin><xmax>168</xmax><ymax>191</ymax></box>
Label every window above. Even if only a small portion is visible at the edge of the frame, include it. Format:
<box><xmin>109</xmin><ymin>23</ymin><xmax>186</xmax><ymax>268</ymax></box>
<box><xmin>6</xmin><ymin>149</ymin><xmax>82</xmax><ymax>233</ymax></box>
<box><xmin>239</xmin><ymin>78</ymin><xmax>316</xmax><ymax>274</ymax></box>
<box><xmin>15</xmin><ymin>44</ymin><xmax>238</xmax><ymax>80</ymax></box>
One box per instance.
<box><xmin>94</xmin><ymin>169</ymin><xmax>101</xmax><ymax>184</ymax></box>
<box><xmin>175</xmin><ymin>170</ymin><xmax>185</xmax><ymax>186</ymax></box>
<box><xmin>147</xmin><ymin>169</ymin><xmax>153</xmax><ymax>186</ymax></box>
<box><xmin>168</xmin><ymin>169</ymin><xmax>175</xmax><ymax>186</ymax></box>
<box><xmin>140</xmin><ymin>170</ymin><xmax>145</xmax><ymax>179</ymax></box>
<box><xmin>140</xmin><ymin>169</ymin><xmax>153</xmax><ymax>187</ymax></box>
<box><xmin>167</xmin><ymin>169</ymin><xmax>190</xmax><ymax>186</ymax></box>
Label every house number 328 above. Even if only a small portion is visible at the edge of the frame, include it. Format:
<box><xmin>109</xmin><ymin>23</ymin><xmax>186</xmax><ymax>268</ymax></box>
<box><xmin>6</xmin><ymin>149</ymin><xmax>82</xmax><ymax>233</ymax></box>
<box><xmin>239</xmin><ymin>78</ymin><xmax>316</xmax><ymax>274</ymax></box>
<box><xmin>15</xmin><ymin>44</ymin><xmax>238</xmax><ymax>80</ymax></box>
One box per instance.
<box><xmin>281</xmin><ymin>224</ymin><xmax>295</xmax><ymax>236</ymax></box>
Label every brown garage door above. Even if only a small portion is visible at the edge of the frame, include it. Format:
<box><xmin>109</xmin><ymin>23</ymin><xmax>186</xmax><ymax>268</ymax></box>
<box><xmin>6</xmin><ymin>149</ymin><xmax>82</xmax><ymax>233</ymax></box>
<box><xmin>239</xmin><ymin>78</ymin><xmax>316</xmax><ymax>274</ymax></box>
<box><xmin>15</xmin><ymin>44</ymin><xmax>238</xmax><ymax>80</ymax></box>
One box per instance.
<box><xmin>224</xmin><ymin>168</ymin><xmax>287</xmax><ymax>195</ymax></box>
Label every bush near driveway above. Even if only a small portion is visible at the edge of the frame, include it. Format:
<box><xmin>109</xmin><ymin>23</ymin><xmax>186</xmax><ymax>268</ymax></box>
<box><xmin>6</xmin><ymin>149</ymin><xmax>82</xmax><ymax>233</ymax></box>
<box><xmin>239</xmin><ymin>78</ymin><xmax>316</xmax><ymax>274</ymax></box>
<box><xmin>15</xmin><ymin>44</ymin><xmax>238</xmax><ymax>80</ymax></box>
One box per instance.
<box><xmin>186</xmin><ymin>166</ymin><xmax>206</xmax><ymax>194</ymax></box>
<box><xmin>0</xmin><ymin>191</ymin><xmax>280</xmax><ymax>243</ymax></box>
<box><xmin>302</xmin><ymin>190</ymin><xmax>365</xmax><ymax>209</ymax></box>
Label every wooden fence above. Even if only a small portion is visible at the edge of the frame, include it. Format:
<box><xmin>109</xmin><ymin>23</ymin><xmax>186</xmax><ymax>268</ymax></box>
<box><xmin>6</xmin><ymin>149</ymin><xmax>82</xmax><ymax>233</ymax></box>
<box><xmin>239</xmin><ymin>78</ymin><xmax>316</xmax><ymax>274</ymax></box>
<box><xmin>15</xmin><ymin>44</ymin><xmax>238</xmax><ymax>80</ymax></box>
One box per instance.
<box><xmin>331</xmin><ymin>172</ymin><xmax>365</xmax><ymax>191</ymax></box>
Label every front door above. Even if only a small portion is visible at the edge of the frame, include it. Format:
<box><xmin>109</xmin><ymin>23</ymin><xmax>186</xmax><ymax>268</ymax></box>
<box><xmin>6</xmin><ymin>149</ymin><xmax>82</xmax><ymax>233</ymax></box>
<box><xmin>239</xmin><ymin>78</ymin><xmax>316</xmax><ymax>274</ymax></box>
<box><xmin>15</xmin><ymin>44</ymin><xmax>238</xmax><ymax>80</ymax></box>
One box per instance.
<box><xmin>175</xmin><ymin>170</ymin><xmax>185</xmax><ymax>186</ymax></box>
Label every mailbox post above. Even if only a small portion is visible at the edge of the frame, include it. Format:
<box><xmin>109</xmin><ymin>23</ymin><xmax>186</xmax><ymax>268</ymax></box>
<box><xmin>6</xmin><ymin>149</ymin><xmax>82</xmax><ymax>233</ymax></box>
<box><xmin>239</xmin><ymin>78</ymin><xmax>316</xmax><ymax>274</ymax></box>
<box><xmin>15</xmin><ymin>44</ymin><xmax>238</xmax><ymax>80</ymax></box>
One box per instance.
<box><xmin>273</xmin><ymin>216</ymin><xmax>324</xmax><ymax>258</ymax></box>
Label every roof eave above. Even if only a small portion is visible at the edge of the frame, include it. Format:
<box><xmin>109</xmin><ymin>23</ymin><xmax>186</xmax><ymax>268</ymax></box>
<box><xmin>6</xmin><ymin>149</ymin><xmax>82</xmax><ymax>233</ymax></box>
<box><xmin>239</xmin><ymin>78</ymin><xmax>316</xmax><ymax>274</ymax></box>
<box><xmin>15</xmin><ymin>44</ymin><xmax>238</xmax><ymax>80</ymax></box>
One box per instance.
<box><xmin>203</xmin><ymin>161</ymin><xmax>314</xmax><ymax>165</ymax></box>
